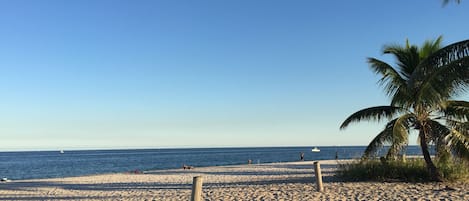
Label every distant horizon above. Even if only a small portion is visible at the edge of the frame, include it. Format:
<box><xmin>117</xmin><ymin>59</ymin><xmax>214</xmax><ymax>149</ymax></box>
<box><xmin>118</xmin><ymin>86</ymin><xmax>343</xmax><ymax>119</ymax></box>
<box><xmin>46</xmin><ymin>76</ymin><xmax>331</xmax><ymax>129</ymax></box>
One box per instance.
<box><xmin>0</xmin><ymin>144</ymin><xmax>424</xmax><ymax>152</ymax></box>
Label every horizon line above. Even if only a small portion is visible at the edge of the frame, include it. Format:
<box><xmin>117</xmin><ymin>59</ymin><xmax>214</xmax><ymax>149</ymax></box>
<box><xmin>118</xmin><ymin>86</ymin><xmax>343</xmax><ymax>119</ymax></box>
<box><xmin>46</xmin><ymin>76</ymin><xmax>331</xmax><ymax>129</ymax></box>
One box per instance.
<box><xmin>0</xmin><ymin>144</ymin><xmax>423</xmax><ymax>152</ymax></box>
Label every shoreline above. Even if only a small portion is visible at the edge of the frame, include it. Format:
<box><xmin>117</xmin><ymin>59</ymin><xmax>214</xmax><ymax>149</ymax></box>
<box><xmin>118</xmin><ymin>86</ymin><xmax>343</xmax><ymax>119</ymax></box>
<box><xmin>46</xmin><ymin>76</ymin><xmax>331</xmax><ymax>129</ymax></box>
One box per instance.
<box><xmin>1</xmin><ymin>160</ymin><xmax>467</xmax><ymax>200</ymax></box>
<box><xmin>0</xmin><ymin>146</ymin><xmax>429</xmax><ymax>181</ymax></box>
<box><xmin>4</xmin><ymin>160</ymin><xmax>344</xmax><ymax>182</ymax></box>
<box><xmin>2</xmin><ymin>154</ymin><xmax>428</xmax><ymax>182</ymax></box>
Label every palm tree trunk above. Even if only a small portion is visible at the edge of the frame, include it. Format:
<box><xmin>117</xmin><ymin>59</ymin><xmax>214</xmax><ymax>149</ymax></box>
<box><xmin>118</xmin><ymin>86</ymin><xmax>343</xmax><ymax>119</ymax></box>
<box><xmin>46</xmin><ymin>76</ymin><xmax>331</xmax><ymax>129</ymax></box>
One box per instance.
<box><xmin>419</xmin><ymin>130</ymin><xmax>442</xmax><ymax>181</ymax></box>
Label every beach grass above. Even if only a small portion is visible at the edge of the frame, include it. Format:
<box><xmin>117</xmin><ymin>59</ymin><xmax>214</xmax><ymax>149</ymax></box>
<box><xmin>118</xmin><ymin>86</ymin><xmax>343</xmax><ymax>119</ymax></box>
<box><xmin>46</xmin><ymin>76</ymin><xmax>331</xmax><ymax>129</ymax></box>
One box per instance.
<box><xmin>437</xmin><ymin>159</ymin><xmax>469</xmax><ymax>182</ymax></box>
<box><xmin>337</xmin><ymin>158</ymin><xmax>469</xmax><ymax>182</ymax></box>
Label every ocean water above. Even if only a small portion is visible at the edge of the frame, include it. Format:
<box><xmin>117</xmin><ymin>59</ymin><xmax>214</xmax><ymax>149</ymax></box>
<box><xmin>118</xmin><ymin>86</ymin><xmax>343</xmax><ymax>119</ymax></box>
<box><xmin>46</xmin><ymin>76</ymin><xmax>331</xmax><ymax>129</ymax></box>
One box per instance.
<box><xmin>0</xmin><ymin>146</ymin><xmax>425</xmax><ymax>180</ymax></box>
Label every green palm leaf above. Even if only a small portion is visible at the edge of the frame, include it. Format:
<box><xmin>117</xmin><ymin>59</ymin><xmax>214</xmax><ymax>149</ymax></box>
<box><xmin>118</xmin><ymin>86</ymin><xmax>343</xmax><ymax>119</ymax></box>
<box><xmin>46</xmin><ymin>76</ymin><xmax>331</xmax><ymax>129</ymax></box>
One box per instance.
<box><xmin>427</xmin><ymin>120</ymin><xmax>451</xmax><ymax>142</ymax></box>
<box><xmin>363</xmin><ymin>119</ymin><xmax>397</xmax><ymax>158</ymax></box>
<box><xmin>441</xmin><ymin>100</ymin><xmax>469</xmax><ymax>121</ymax></box>
<box><xmin>340</xmin><ymin>106</ymin><xmax>404</xmax><ymax>129</ymax></box>
<box><xmin>446</xmin><ymin>128</ymin><xmax>469</xmax><ymax>161</ymax></box>
<box><xmin>419</xmin><ymin>36</ymin><xmax>443</xmax><ymax>59</ymax></box>
<box><xmin>414</xmin><ymin>39</ymin><xmax>469</xmax><ymax>84</ymax></box>
<box><xmin>382</xmin><ymin>44</ymin><xmax>419</xmax><ymax>78</ymax></box>
<box><xmin>427</xmin><ymin>120</ymin><xmax>452</xmax><ymax>156</ymax></box>
<box><xmin>387</xmin><ymin>114</ymin><xmax>414</xmax><ymax>159</ymax></box>
<box><xmin>368</xmin><ymin>58</ymin><xmax>406</xmax><ymax>98</ymax></box>
<box><xmin>414</xmin><ymin>57</ymin><xmax>469</xmax><ymax>107</ymax></box>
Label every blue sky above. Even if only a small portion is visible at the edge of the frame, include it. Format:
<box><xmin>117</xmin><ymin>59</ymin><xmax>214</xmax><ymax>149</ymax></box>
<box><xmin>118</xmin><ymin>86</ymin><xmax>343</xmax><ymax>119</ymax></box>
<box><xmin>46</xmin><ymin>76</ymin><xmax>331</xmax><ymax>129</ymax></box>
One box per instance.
<box><xmin>0</xmin><ymin>0</ymin><xmax>468</xmax><ymax>150</ymax></box>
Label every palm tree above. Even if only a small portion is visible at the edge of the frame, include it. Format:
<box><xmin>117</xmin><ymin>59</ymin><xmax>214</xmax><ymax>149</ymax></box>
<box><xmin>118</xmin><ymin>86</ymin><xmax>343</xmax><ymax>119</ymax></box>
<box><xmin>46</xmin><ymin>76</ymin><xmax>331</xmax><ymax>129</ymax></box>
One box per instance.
<box><xmin>340</xmin><ymin>37</ymin><xmax>469</xmax><ymax>181</ymax></box>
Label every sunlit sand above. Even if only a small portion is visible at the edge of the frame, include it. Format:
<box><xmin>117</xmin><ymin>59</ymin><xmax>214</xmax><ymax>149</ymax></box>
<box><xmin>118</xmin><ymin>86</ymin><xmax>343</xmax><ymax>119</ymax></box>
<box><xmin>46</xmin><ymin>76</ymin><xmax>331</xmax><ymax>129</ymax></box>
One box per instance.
<box><xmin>1</xmin><ymin>160</ymin><xmax>467</xmax><ymax>200</ymax></box>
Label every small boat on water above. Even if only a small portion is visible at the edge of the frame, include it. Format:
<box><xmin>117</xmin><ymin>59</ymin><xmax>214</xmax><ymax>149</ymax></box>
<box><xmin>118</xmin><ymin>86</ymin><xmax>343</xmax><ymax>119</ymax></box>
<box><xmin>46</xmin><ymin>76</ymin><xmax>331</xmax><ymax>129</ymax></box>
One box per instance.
<box><xmin>311</xmin><ymin>147</ymin><xmax>320</xmax><ymax>152</ymax></box>
<box><xmin>59</xmin><ymin>150</ymin><xmax>64</xmax><ymax>154</ymax></box>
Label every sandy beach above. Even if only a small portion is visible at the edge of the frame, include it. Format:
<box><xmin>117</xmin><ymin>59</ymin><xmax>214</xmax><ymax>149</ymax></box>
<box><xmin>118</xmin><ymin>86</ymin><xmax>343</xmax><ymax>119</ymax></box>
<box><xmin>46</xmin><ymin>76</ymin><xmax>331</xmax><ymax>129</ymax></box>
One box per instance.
<box><xmin>0</xmin><ymin>160</ymin><xmax>467</xmax><ymax>200</ymax></box>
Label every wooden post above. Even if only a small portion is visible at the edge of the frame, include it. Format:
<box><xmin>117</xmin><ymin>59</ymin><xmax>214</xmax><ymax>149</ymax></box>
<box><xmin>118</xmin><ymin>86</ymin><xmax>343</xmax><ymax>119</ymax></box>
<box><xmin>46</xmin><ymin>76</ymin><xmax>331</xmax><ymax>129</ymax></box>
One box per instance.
<box><xmin>314</xmin><ymin>161</ymin><xmax>324</xmax><ymax>192</ymax></box>
<box><xmin>191</xmin><ymin>176</ymin><xmax>203</xmax><ymax>201</ymax></box>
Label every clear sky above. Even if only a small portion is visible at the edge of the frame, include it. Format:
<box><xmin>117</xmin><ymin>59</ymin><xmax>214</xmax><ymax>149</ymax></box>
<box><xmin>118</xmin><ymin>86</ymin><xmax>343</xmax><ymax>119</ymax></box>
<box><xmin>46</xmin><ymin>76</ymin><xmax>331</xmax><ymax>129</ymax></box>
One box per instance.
<box><xmin>0</xmin><ymin>0</ymin><xmax>468</xmax><ymax>151</ymax></box>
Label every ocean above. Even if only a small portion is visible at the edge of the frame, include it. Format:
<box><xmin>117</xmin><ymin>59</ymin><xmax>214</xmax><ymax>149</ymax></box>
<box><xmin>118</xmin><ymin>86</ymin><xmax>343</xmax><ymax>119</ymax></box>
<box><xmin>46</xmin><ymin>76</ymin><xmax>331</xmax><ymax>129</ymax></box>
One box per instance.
<box><xmin>0</xmin><ymin>146</ymin><xmax>425</xmax><ymax>180</ymax></box>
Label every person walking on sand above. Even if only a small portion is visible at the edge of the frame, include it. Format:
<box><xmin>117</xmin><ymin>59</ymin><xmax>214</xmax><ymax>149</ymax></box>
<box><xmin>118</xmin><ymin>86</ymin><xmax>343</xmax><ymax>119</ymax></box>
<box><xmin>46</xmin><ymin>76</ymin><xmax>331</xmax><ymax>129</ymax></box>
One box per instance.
<box><xmin>300</xmin><ymin>152</ymin><xmax>304</xmax><ymax>161</ymax></box>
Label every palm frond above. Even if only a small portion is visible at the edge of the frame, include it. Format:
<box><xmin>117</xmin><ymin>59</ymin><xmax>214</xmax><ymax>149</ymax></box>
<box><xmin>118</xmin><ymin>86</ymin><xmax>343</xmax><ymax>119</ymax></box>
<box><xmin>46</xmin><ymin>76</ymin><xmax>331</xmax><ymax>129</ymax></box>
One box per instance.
<box><xmin>442</xmin><ymin>118</ymin><xmax>468</xmax><ymax>161</ymax></box>
<box><xmin>415</xmin><ymin>39</ymin><xmax>469</xmax><ymax>79</ymax></box>
<box><xmin>363</xmin><ymin>119</ymin><xmax>397</xmax><ymax>159</ymax></box>
<box><xmin>426</xmin><ymin>120</ymin><xmax>451</xmax><ymax>156</ymax></box>
<box><xmin>367</xmin><ymin>58</ymin><xmax>407</xmax><ymax>98</ymax></box>
<box><xmin>441</xmin><ymin>100</ymin><xmax>469</xmax><ymax>121</ymax></box>
<box><xmin>414</xmin><ymin>57</ymin><xmax>469</xmax><ymax>107</ymax></box>
<box><xmin>445</xmin><ymin>119</ymin><xmax>469</xmax><ymax>130</ymax></box>
<box><xmin>389</xmin><ymin>85</ymin><xmax>414</xmax><ymax>107</ymax></box>
<box><xmin>382</xmin><ymin>44</ymin><xmax>419</xmax><ymax>79</ymax></box>
<box><xmin>427</xmin><ymin>119</ymin><xmax>451</xmax><ymax>142</ymax></box>
<box><xmin>340</xmin><ymin>106</ymin><xmax>404</xmax><ymax>129</ymax></box>
<box><xmin>419</xmin><ymin>36</ymin><xmax>443</xmax><ymax>60</ymax></box>
<box><xmin>386</xmin><ymin>114</ymin><xmax>414</xmax><ymax>159</ymax></box>
<box><xmin>410</xmin><ymin>40</ymin><xmax>469</xmax><ymax>108</ymax></box>
<box><xmin>445</xmin><ymin>129</ymin><xmax>469</xmax><ymax>161</ymax></box>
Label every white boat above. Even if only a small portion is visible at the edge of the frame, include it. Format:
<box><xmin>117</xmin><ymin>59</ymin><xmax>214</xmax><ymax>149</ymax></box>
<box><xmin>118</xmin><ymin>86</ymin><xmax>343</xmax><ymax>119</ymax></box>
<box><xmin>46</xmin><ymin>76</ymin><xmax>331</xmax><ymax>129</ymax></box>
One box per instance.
<box><xmin>311</xmin><ymin>147</ymin><xmax>320</xmax><ymax>152</ymax></box>
<box><xmin>60</xmin><ymin>150</ymin><xmax>64</xmax><ymax>154</ymax></box>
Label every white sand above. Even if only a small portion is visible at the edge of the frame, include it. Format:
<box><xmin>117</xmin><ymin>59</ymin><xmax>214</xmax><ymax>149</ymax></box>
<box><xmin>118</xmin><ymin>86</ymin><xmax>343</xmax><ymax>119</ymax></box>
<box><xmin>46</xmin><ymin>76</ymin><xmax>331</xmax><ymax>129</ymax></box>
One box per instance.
<box><xmin>0</xmin><ymin>160</ymin><xmax>467</xmax><ymax>200</ymax></box>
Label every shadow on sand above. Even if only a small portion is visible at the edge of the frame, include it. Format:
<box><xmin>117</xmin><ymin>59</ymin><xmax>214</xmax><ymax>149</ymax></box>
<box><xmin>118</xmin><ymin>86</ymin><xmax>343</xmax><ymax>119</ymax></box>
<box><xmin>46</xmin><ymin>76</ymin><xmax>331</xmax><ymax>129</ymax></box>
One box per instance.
<box><xmin>0</xmin><ymin>162</ymin><xmax>339</xmax><ymax>200</ymax></box>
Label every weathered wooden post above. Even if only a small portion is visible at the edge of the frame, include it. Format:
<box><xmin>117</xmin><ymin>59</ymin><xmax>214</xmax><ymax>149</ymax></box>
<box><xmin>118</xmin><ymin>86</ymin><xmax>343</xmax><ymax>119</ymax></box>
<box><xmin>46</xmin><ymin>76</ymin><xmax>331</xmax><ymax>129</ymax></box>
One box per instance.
<box><xmin>191</xmin><ymin>176</ymin><xmax>203</xmax><ymax>201</ymax></box>
<box><xmin>313</xmin><ymin>161</ymin><xmax>324</xmax><ymax>192</ymax></box>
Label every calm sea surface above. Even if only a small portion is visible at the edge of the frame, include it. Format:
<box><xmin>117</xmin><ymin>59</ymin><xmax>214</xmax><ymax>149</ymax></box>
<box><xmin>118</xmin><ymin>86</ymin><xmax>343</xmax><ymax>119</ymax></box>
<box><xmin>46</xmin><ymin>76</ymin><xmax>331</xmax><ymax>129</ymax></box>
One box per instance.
<box><xmin>0</xmin><ymin>146</ymin><xmax>425</xmax><ymax>180</ymax></box>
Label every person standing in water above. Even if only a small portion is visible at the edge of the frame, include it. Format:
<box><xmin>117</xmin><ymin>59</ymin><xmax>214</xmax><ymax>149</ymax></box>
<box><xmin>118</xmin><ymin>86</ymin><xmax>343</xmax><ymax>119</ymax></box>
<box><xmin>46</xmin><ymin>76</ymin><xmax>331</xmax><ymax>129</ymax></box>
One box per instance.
<box><xmin>300</xmin><ymin>152</ymin><xmax>305</xmax><ymax>161</ymax></box>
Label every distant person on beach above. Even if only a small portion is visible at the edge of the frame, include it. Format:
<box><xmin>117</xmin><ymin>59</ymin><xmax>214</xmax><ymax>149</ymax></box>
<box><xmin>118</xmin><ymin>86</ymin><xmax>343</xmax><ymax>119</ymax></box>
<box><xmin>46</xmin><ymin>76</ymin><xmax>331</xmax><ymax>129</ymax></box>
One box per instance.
<box><xmin>182</xmin><ymin>164</ymin><xmax>194</xmax><ymax>169</ymax></box>
<box><xmin>300</xmin><ymin>152</ymin><xmax>304</xmax><ymax>161</ymax></box>
<box><xmin>335</xmin><ymin>151</ymin><xmax>338</xmax><ymax>160</ymax></box>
